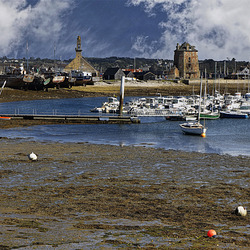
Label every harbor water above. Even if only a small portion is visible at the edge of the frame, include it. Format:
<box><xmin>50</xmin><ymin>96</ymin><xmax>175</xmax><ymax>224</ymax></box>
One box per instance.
<box><xmin>0</xmin><ymin>97</ymin><xmax>249</xmax><ymax>157</ymax></box>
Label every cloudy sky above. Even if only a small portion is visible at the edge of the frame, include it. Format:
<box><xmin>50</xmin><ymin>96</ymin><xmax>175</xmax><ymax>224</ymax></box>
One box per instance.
<box><xmin>0</xmin><ymin>0</ymin><xmax>250</xmax><ymax>61</ymax></box>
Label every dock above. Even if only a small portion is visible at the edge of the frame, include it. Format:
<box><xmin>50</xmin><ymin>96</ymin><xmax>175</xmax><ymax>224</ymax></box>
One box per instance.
<box><xmin>0</xmin><ymin>114</ymin><xmax>140</xmax><ymax>125</ymax></box>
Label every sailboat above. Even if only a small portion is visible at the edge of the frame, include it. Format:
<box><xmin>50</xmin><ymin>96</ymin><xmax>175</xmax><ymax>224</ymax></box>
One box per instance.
<box><xmin>179</xmin><ymin>76</ymin><xmax>207</xmax><ymax>137</ymax></box>
<box><xmin>200</xmin><ymin>74</ymin><xmax>220</xmax><ymax>120</ymax></box>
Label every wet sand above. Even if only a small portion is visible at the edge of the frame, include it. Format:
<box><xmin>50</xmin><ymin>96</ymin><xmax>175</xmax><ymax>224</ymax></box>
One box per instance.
<box><xmin>0</xmin><ymin>139</ymin><xmax>249</xmax><ymax>249</ymax></box>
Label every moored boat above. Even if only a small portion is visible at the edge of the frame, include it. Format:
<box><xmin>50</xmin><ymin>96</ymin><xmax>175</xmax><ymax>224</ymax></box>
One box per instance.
<box><xmin>180</xmin><ymin>76</ymin><xmax>206</xmax><ymax>137</ymax></box>
<box><xmin>200</xmin><ymin>111</ymin><xmax>220</xmax><ymax>119</ymax></box>
<box><xmin>179</xmin><ymin>122</ymin><xmax>207</xmax><ymax>136</ymax></box>
<box><xmin>220</xmin><ymin>110</ymin><xmax>248</xmax><ymax>119</ymax></box>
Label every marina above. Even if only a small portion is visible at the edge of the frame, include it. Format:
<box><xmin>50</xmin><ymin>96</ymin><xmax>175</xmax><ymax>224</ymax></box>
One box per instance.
<box><xmin>89</xmin><ymin>86</ymin><xmax>250</xmax><ymax>120</ymax></box>
<box><xmin>0</xmin><ymin>96</ymin><xmax>249</xmax><ymax>156</ymax></box>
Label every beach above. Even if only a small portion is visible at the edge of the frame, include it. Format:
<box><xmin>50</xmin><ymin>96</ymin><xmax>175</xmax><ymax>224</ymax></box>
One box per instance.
<box><xmin>0</xmin><ymin>82</ymin><xmax>249</xmax><ymax>248</ymax></box>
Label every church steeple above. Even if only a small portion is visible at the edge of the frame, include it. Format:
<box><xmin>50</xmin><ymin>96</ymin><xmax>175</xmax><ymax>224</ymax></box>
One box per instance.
<box><xmin>75</xmin><ymin>36</ymin><xmax>82</xmax><ymax>53</ymax></box>
<box><xmin>64</xmin><ymin>35</ymin><xmax>98</xmax><ymax>76</ymax></box>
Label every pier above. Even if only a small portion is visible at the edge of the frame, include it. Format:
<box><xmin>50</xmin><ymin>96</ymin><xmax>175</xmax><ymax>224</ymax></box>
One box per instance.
<box><xmin>0</xmin><ymin>114</ymin><xmax>140</xmax><ymax>125</ymax></box>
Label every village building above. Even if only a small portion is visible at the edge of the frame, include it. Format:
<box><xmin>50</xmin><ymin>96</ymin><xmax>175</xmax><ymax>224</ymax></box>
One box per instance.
<box><xmin>123</xmin><ymin>70</ymin><xmax>135</xmax><ymax>79</ymax></box>
<box><xmin>174</xmin><ymin>42</ymin><xmax>200</xmax><ymax>79</ymax></box>
<box><xmin>103</xmin><ymin>67</ymin><xmax>125</xmax><ymax>80</ymax></box>
<box><xmin>64</xmin><ymin>36</ymin><xmax>98</xmax><ymax>76</ymax></box>
<box><xmin>167</xmin><ymin>66</ymin><xmax>179</xmax><ymax>79</ymax></box>
<box><xmin>133</xmin><ymin>71</ymin><xmax>156</xmax><ymax>81</ymax></box>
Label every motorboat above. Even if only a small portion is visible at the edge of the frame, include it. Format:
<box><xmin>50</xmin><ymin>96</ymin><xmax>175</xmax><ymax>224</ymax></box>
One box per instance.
<box><xmin>90</xmin><ymin>96</ymin><xmax>120</xmax><ymax>113</ymax></box>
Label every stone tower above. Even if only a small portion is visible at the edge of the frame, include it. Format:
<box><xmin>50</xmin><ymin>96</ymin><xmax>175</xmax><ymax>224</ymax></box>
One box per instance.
<box><xmin>174</xmin><ymin>42</ymin><xmax>200</xmax><ymax>79</ymax></box>
<box><xmin>76</xmin><ymin>35</ymin><xmax>82</xmax><ymax>52</ymax></box>
<box><xmin>64</xmin><ymin>36</ymin><xmax>98</xmax><ymax>76</ymax></box>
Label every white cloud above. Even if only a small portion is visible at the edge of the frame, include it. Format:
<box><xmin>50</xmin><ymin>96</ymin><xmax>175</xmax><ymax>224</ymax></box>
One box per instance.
<box><xmin>131</xmin><ymin>36</ymin><xmax>160</xmax><ymax>58</ymax></box>
<box><xmin>0</xmin><ymin>0</ymin><xmax>73</xmax><ymax>57</ymax></box>
<box><xmin>127</xmin><ymin>0</ymin><xmax>250</xmax><ymax>60</ymax></box>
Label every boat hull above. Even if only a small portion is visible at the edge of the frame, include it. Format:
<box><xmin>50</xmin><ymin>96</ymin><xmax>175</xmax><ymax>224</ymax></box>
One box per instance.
<box><xmin>220</xmin><ymin>111</ymin><xmax>248</xmax><ymax>119</ymax></box>
<box><xmin>200</xmin><ymin>113</ymin><xmax>220</xmax><ymax>119</ymax></box>
<box><xmin>179</xmin><ymin>123</ymin><xmax>207</xmax><ymax>135</ymax></box>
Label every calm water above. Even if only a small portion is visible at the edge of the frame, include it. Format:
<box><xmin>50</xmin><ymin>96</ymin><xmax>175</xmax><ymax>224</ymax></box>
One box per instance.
<box><xmin>0</xmin><ymin>97</ymin><xmax>249</xmax><ymax>156</ymax></box>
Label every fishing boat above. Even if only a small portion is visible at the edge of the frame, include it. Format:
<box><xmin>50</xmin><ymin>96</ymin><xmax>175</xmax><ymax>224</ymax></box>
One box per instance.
<box><xmin>179</xmin><ymin>76</ymin><xmax>207</xmax><ymax>137</ymax></box>
<box><xmin>53</xmin><ymin>75</ymin><xmax>65</xmax><ymax>85</ymax></box>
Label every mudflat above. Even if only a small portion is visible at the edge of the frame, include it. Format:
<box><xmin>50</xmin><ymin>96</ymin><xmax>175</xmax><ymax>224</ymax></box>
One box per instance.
<box><xmin>0</xmin><ymin>139</ymin><xmax>249</xmax><ymax>249</ymax></box>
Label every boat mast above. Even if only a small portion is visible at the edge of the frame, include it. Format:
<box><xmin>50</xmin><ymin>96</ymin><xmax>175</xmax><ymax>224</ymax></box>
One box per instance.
<box><xmin>198</xmin><ymin>75</ymin><xmax>203</xmax><ymax>123</ymax></box>
<box><xmin>204</xmin><ymin>69</ymin><xmax>207</xmax><ymax>111</ymax></box>
<box><xmin>247</xmin><ymin>66</ymin><xmax>249</xmax><ymax>93</ymax></box>
<box><xmin>54</xmin><ymin>42</ymin><xmax>56</xmax><ymax>73</ymax></box>
<box><xmin>214</xmin><ymin>61</ymin><xmax>217</xmax><ymax>94</ymax></box>
<box><xmin>26</xmin><ymin>42</ymin><xmax>29</xmax><ymax>73</ymax></box>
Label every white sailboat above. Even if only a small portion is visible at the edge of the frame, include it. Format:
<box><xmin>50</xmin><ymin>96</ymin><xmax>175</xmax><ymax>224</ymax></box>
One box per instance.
<box><xmin>179</xmin><ymin>76</ymin><xmax>207</xmax><ymax>137</ymax></box>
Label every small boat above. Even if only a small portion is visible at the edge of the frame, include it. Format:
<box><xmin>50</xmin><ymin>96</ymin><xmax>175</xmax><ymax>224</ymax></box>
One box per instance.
<box><xmin>23</xmin><ymin>74</ymin><xmax>35</xmax><ymax>83</ymax></box>
<box><xmin>179</xmin><ymin>122</ymin><xmax>206</xmax><ymax>136</ymax></box>
<box><xmin>239</xmin><ymin>102</ymin><xmax>250</xmax><ymax>115</ymax></box>
<box><xmin>166</xmin><ymin>114</ymin><xmax>184</xmax><ymax>121</ymax></box>
<box><xmin>90</xmin><ymin>107</ymin><xmax>103</xmax><ymax>113</ymax></box>
<box><xmin>200</xmin><ymin>111</ymin><xmax>220</xmax><ymax>120</ymax></box>
<box><xmin>220</xmin><ymin>110</ymin><xmax>248</xmax><ymax>119</ymax></box>
<box><xmin>180</xmin><ymin>76</ymin><xmax>206</xmax><ymax>137</ymax></box>
<box><xmin>185</xmin><ymin>115</ymin><xmax>197</xmax><ymax>121</ymax></box>
<box><xmin>0</xmin><ymin>116</ymin><xmax>11</xmax><ymax>120</ymax></box>
<box><xmin>90</xmin><ymin>96</ymin><xmax>120</xmax><ymax>113</ymax></box>
<box><xmin>43</xmin><ymin>78</ymin><xmax>51</xmax><ymax>86</ymax></box>
<box><xmin>23</xmin><ymin>73</ymin><xmax>47</xmax><ymax>90</ymax></box>
<box><xmin>52</xmin><ymin>75</ymin><xmax>65</xmax><ymax>84</ymax></box>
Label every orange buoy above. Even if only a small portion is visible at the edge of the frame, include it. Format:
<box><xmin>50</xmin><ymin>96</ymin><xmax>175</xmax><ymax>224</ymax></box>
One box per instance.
<box><xmin>201</xmin><ymin>132</ymin><xmax>206</xmax><ymax>138</ymax></box>
<box><xmin>207</xmin><ymin>229</ymin><xmax>216</xmax><ymax>237</ymax></box>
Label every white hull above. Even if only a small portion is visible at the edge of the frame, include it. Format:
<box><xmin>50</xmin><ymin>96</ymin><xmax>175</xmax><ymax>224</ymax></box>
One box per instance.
<box><xmin>179</xmin><ymin>122</ymin><xmax>206</xmax><ymax>135</ymax></box>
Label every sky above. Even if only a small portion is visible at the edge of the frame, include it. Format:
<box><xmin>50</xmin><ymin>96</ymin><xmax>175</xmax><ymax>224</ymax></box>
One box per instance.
<box><xmin>0</xmin><ymin>0</ymin><xmax>250</xmax><ymax>61</ymax></box>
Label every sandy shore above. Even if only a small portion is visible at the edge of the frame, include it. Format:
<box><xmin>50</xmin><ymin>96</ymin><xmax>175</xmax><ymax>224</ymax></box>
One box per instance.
<box><xmin>0</xmin><ymin>139</ymin><xmax>249</xmax><ymax>249</ymax></box>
